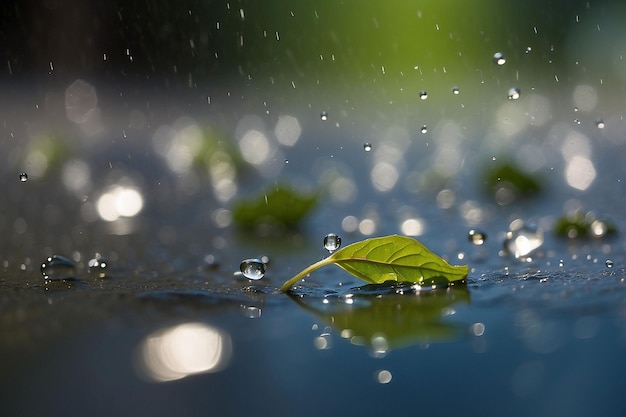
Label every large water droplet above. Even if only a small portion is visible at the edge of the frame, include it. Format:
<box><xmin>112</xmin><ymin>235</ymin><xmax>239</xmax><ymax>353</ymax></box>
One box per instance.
<box><xmin>239</xmin><ymin>259</ymin><xmax>266</xmax><ymax>280</ymax></box>
<box><xmin>468</xmin><ymin>229</ymin><xmax>487</xmax><ymax>245</ymax></box>
<box><xmin>507</xmin><ymin>87</ymin><xmax>521</xmax><ymax>100</ymax></box>
<box><xmin>320</xmin><ymin>111</ymin><xmax>328</xmax><ymax>121</ymax></box>
<box><xmin>19</xmin><ymin>172</ymin><xmax>28</xmax><ymax>182</ymax></box>
<box><xmin>503</xmin><ymin>222</ymin><xmax>544</xmax><ymax>259</ymax></box>
<box><xmin>419</xmin><ymin>90</ymin><xmax>428</xmax><ymax>100</ymax></box>
<box><xmin>493</xmin><ymin>52</ymin><xmax>506</xmax><ymax>65</ymax></box>
<box><xmin>420</xmin><ymin>125</ymin><xmax>428</xmax><ymax>134</ymax></box>
<box><xmin>595</xmin><ymin>118</ymin><xmax>605</xmax><ymax>129</ymax></box>
<box><xmin>363</xmin><ymin>142</ymin><xmax>372</xmax><ymax>152</ymax></box>
<box><xmin>323</xmin><ymin>233</ymin><xmax>342</xmax><ymax>253</ymax></box>
<box><xmin>41</xmin><ymin>255</ymin><xmax>76</xmax><ymax>281</ymax></box>
<box><xmin>88</xmin><ymin>253</ymin><xmax>109</xmax><ymax>278</ymax></box>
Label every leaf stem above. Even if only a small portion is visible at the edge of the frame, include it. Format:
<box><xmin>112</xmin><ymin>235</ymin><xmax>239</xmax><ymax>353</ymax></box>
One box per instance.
<box><xmin>280</xmin><ymin>257</ymin><xmax>334</xmax><ymax>292</ymax></box>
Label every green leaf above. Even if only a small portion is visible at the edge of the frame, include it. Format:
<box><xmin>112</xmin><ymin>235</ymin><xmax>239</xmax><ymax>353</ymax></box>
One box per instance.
<box><xmin>280</xmin><ymin>235</ymin><xmax>468</xmax><ymax>292</ymax></box>
<box><xmin>232</xmin><ymin>185</ymin><xmax>317</xmax><ymax>232</ymax></box>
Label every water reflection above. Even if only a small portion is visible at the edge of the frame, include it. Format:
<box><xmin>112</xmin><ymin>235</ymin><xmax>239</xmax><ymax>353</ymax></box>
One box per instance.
<box><xmin>291</xmin><ymin>284</ymin><xmax>470</xmax><ymax>354</ymax></box>
<box><xmin>134</xmin><ymin>322</ymin><xmax>232</xmax><ymax>383</ymax></box>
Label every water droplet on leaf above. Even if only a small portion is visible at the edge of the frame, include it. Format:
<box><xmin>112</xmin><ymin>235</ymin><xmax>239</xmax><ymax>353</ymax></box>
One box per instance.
<box><xmin>19</xmin><ymin>172</ymin><xmax>28</xmax><ymax>182</ymax></box>
<box><xmin>507</xmin><ymin>87</ymin><xmax>521</xmax><ymax>100</ymax></box>
<box><xmin>240</xmin><ymin>259</ymin><xmax>266</xmax><ymax>280</ymax></box>
<box><xmin>363</xmin><ymin>143</ymin><xmax>372</xmax><ymax>152</ymax></box>
<box><xmin>323</xmin><ymin>233</ymin><xmax>342</xmax><ymax>253</ymax></box>
<box><xmin>493</xmin><ymin>52</ymin><xmax>506</xmax><ymax>65</ymax></box>
<box><xmin>41</xmin><ymin>255</ymin><xmax>76</xmax><ymax>281</ymax></box>
<box><xmin>468</xmin><ymin>229</ymin><xmax>487</xmax><ymax>245</ymax></box>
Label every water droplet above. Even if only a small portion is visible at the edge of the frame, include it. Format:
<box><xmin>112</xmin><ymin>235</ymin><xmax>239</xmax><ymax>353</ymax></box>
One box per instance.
<box><xmin>503</xmin><ymin>222</ymin><xmax>544</xmax><ymax>259</ymax></box>
<box><xmin>452</xmin><ymin>86</ymin><xmax>460</xmax><ymax>95</ymax></box>
<box><xmin>605</xmin><ymin>259</ymin><xmax>614</xmax><ymax>268</ymax></box>
<box><xmin>323</xmin><ymin>233</ymin><xmax>342</xmax><ymax>253</ymax></box>
<box><xmin>574</xmin><ymin>118</ymin><xmax>581</xmax><ymax>125</ymax></box>
<box><xmin>573</xmin><ymin>107</ymin><xmax>579</xmax><ymax>112</ymax></box>
<box><xmin>239</xmin><ymin>259</ymin><xmax>266</xmax><ymax>280</ymax></box>
<box><xmin>420</xmin><ymin>125</ymin><xmax>428</xmax><ymax>134</ymax></box>
<box><xmin>493</xmin><ymin>52</ymin><xmax>506</xmax><ymax>65</ymax></box>
<box><xmin>507</xmin><ymin>87</ymin><xmax>521</xmax><ymax>100</ymax></box>
<box><xmin>320</xmin><ymin>111</ymin><xmax>328</xmax><ymax>121</ymax></box>
<box><xmin>87</xmin><ymin>253</ymin><xmax>109</xmax><ymax>278</ymax></box>
<box><xmin>492</xmin><ymin>155</ymin><xmax>497</xmax><ymax>161</ymax></box>
<box><xmin>468</xmin><ymin>229</ymin><xmax>487</xmax><ymax>245</ymax></box>
<box><xmin>41</xmin><ymin>255</ymin><xmax>76</xmax><ymax>281</ymax></box>
<box><xmin>19</xmin><ymin>172</ymin><xmax>28</xmax><ymax>182</ymax></box>
<box><xmin>595</xmin><ymin>118</ymin><xmax>605</xmax><ymax>129</ymax></box>
<box><xmin>525</xmin><ymin>46</ymin><xmax>532</xmax><ymax>54</ymax></box>
<box><xmin>363</xmin><ymin>143</ymin><xmax>372</xmax><ymax>152</ymax></box>
<box><xmin>419</xmin><ymin>90</ymin><xmax>428</xmax><ymax>100</ymax></box>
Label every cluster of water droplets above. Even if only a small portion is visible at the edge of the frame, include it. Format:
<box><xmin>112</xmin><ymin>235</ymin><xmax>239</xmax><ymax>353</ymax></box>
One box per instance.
<box><xmin>40</xmin><ymin>253</ymin><xmax>111</xmax><ymax>282</ymax></box>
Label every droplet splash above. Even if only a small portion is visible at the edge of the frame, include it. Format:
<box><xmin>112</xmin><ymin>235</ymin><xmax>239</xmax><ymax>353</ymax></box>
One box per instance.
<box><xmin>88</xmin><ymin>253</ymin><xmax>109</xmax><ymax>278</ymax></box>
<box><xmin>468</xmin><ymin>229</ymin><xmax>487</xmax><ymax>245</ymax></box>
<box><xmin>419</xmin><ymin>90</ymin><xmax>428</xmax><ymax>100</ymax></box>
<box><xmin>507</xmin><ymin>87</ymin><xmax>521</xmax><ymax>100</ymax></box>
<box><xmin>363</xmin><ymin>143</ymin><xmax>372</xmax><ymax>152</ymax></box>
<box><xmin>323</xmin><ymin>233</ymin><xmax>342</xmax><ymax>253</ymax></box>
<box><xmin>41</xmin><ymin>255</ymin><xmax>76</xmax><ymax>281</ymax></box>
<box><xmin>493</xmin><ymin>52</ymin><xmax>506</xmax><ymax>65</ymax></box>
<box><xmin>239</xmin><ymin>259</ymin><xmax>266</xmax><ymax>280</ymax></box>
<box><xmin>19</xmin><ymin>172</ymin><xmax>28</xmax><ymax>182</ymax></box>
<box><xmin>320</xmin><ymin>111</ymin><xmax>328</xmax><ymax>121</ymax></box>
<box><xmin>420</xmin><ymin>125</ymin><xmax>428</xmax><ymax>134</ymax></box>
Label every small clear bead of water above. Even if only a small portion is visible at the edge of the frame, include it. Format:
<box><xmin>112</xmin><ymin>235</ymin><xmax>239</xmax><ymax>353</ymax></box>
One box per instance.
<box><xmin>507</xmin><ymin>87</ymin><xmax>521</xmax><ymax>100</ymax></box>
<box><xmin>452</xmin><ymin>86</ymin><xmax>460</xmax><ymax>95</ymax></box>
<box><xmin>19</xmin><ymin>172</ymin><xmax>28</xmax><ymax>182</ymax></box>
<box><xmin>88</xmin><ymin>253</ymin><xmax>109</xmax><ymax>278</ymax></box>
<box><xmin>323</xmin><ymin>233</ymin><xmax>342</xmax><ymax>253</ymax></box>
<box><xmin>320</xmin><ymin>111</ymin><xmax>328</xmax><ymax>121</ymax></box>
<box><xmin>468</xmin><ymin>229</ymin><xmax>487</xmax><ymax>245</ymax></box>
<box><xmin>420</xmin><ymin>125</ymin><xmax>428</xmax><ymax>134</ymax></box>
<box><xmin>595</xmin><ymin>118</ymin><xmax>605</xmax><ymax>129</ymax></box>
<box><xmin>41</xmin><ymin>255</ymin><xmax>76</xmax><ymax>281</ymax></box>
<box><xmin>419</xmin><ymin>90</ymin><xmax>428</xmax><ymax>100</ymax></box>
<box><xmin>363</xmin><ymin>143</ymin><xmax>372</xmax><ymax>152</ymax></box>
<box><xmin>605</xmin><ymin>259</ymin><xmax>614</xmax><ymax>268</ymax></box>
<box><xmin>493</xmin><ymin>52</ymin><xmax>506</xmax><ymax>65</ymax></box>
<box><xmin>240</xmin><ymin>259</ymin><xmax>266</xmax><ymax>280</ymax></box>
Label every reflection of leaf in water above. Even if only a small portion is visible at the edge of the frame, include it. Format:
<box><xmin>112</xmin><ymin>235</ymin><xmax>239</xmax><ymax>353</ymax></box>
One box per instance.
<box><xmin>291</xmin><ymin>284</ymin><xmax>470</xmax><ymax>351</ymax></box>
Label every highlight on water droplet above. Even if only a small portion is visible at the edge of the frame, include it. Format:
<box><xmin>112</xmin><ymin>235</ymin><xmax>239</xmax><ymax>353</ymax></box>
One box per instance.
<box><xmin>88</xmin><ymin>253</ymin><xmax>109</xmax><ymax>278</ymax></box>
<box><xmin>605</xmin><ymin>259</ymin><xmax>614</xmax><ymax>268</ymax></box>
<box><xmin>468</xmin><ymin>229</ymin><xmax>487</xmax><ymax>245</ymax></box>
<box><xmin>525</xmin><ymin>46</ymin><xmax>532</xmax><ymax>54</ymax></box>
<box><xmin>19</xmin><ymin>172</ymin><xmax>28</xmax><ymax>182</ymax></box>
<box><xmin>363</xmin><ymin>142</ymin><xmax>372</xmax><ymax>152</ymax></box>
<box><xmin>595</xmin><ymin>118</ymin><xmax>605</xmax><ymax>129</ymax></box>
<box><xmin>323</xmin><ymin>233</ymin><xmax>342</xmax><ymax>253</ymax></box>
<box><xmin>320</xmin><ymin>111</ymin><xmax>328</xmax><ymax>121</ymax></box>
<box><xmin>503</xmin><ymin>220</ymin><xmax>544</xmax><ymax>260</ymax></box>
<box><xmin>452</xmin><ymin>86</ymin><xmax>460</xmax><ymax>95</ymax></box>
<box><xmin>419</xmin><ymin>90</ymin><xmax>428</xmax><ymax>100</ymax></box>
<box><xmin>41</xmin><ymin>255</ymin><xmax>76</xmax><ymax>281</ymax></box>
<box><xmin>239</xmin><ymin>258</ymin><xmax>266</xmax><ymax>280</ymax></box>
<box><xmin>507</xmin><ymin>87</ymin><xmax>521</xmax><ymax>100</ymax></box>
<box><xmin>420</xmin><ymin>125</ymin><xmax>428</xmax><ymax>134</ymax></box>
<box><xmin>493</xmin><ymin>52</ymin><xmax>506</xmax><ymax>65</ymax></box>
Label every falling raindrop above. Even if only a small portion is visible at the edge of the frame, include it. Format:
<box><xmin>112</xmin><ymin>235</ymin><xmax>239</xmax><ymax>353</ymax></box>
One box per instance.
<box><xmin>363</xmin><ymin>143</ymin><xmax>372</xmax><ymax>152</ymax></box>
<box><xmin>41</xmin><ymin>255</ymin><xmax>76</xmax><ymax>281</ymax></box>
<box><xmin>320</xmin><ymin>111</ymin><xmax>328</xmax><ymax>121</ymax></box>
<box><xmin>493</xmin><ymin>52</ymin><xmax>506</xmax><ymax>65</ymax></box>
<box><xmin>452</xmin><ymin>86</ymin><xmax>460</xmax><ymax>95</ymax></box>
<box><xmin>419</xmin><ymin>90</ymin><xmax>428</xmax><ymax>100</ymax></box>
<box><xmin>595</xmin><ymin>118</ymin><xmax>605</xmax><ymax>129</ymax></box>
<box><xmin>239</xmin><ymin>259</ymin><xmax>266</xmax><ymax>280</ymax></box>
<box><xmin>19</xmin><ymin>172</ymin><xmax>28</xmax><ymax>182</ymax></box>
<box><xmin>88</xmin><ymin>253</ymin><xmax>109</xmax><ymax>278</ymax></box>
<box><xmin>525</xmin><ymin>46</ymin><xmax>532</xmax><ymax>54</ymax></box>
<box><xmin>559</xmin><ymin>259</ymin><xmax>564</xmax><ymax>267</ymax></box>
<box><xmin>468</xmin><ymin>229</ymin><xmax>487</xmax><ymax>245</ymax></box>
<box><xmin>507</xmin><ymin>87</ymin><xmax>521</xmax><ymax>100</ymax></box>
<box><xmin>420</xmin><ymin>125</ymin><xmax>428</xmax><ymax>134</ymax></box>
<box><xmin>605</xmin><ymin>259</ymin><xmax>614</xmax><ymax>268</ymax></box>
<box><xmin>574</xmin><ymin>118</ymin><xmax>581</xmax><ymax>125</ymax></box>
<box><xmin>323</xmin><ymin>233</ymin><xmax>342</xmax><ymax>253</ymax></box>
